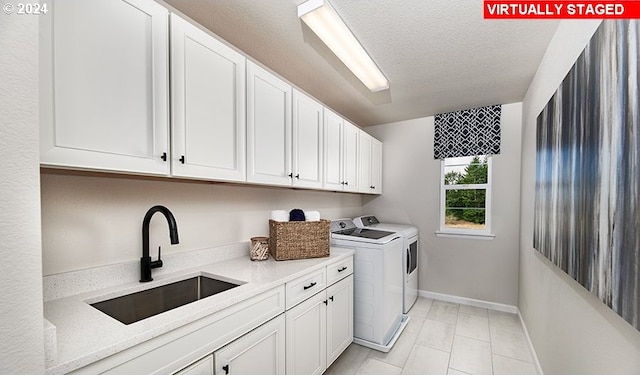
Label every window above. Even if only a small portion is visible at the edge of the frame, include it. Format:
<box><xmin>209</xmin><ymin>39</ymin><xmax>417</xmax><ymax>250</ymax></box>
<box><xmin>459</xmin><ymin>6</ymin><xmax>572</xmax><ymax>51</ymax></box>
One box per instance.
<box><xmin>438</xmin><ymin>155</ymin><xmax>493</xmax><ymax>238</ymax></box>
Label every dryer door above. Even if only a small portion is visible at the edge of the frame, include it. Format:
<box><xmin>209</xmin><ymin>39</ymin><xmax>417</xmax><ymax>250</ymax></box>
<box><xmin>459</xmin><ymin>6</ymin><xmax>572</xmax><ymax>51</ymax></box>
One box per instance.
<box><xmin>407</xmin><ymin>240</ymin><xmax>418</xmax><ymax>274</ymax></box>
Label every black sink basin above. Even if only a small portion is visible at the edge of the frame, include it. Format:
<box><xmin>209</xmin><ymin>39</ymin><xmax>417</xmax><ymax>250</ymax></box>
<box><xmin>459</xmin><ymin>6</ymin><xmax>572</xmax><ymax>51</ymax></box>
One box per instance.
<box><xmin>91</xmin><ymin>276</ymin><xmax>241</xmax><ymax>325</ymax></box>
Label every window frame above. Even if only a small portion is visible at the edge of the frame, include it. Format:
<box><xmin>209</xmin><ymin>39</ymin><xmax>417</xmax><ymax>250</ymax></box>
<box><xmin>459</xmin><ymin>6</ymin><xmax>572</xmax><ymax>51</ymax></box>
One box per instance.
<box><xmin>437</xmin><ymin>155</ymin><xmax>495</xmax><ymax>239</ymax></box>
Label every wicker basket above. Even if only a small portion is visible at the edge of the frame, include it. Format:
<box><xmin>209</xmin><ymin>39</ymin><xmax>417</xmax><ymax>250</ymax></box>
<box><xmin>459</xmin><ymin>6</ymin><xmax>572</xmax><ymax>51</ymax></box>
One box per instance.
<box><xmin>268</xmin><ymin>219</ymin><xmax>330</xmax><ymax>260</ymax></box>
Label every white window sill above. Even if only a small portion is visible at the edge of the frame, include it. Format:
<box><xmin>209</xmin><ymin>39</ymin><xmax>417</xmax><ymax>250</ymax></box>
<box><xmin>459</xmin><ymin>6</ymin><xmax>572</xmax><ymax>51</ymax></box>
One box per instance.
<box><xmin>435</xmin><ymin>231</ymin><xmax>496</xmax><ymax>240</ymax></box>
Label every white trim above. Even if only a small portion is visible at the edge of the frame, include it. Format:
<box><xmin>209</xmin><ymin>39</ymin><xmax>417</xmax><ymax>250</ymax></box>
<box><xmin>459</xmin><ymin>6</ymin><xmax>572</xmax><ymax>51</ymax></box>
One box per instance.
<box><xmin>444</xmin><ymin>183</ymin><xmax>489</xmax><ymax>190</ymax></box>
<box><xmin>435</xmin><ymin>231</ymin><xmax>496</xmax><ymax>240</ymax></box>
<box><xmin>419</xmin><ymin>289</ymin><xmax>517</xmax><ymax>314</ymax></box>
<box><xmin>439</xmin><ymin>156</ymin><xmax>492</xmax><ymax>234</ymax></box>
<box><xmin>418</xmin><ymin>289</ymin><xmax>544</xmax><ymax>375</ymax></box>
<box><xmin>517</xmin><ymin>310</ymin><xmax>545</xmax><ymax>375</ymax></box>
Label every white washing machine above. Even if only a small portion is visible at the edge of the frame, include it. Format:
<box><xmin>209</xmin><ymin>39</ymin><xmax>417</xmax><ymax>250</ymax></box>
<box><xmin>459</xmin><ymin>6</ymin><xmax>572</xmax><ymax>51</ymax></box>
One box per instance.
<box><xmin>353</xmin><ymin>215</ymin><xmax>419</xmax><ymax>313</ymax></box>
<box><xmin>330</xmin><ymin>219</ymin><xmax>409</xmax><ymax>352</ymax></box>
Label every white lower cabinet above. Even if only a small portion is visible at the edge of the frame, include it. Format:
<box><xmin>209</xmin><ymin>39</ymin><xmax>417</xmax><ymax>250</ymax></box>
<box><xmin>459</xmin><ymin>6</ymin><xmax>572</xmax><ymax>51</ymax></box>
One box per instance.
<box><xmin>175</xmin><ymin>355</ymin><xmax>214</xmax><ymax>375</ymax></box>
<box><xmin>286</xmin><ymin>273</ymin><xmax>354</xmax><ymax>375</ymax></box>
<box><xmin>82</xmin><ymin>287</ymin><xmax>284</xmax><ymax>375</ymax></box>
<box><xmin>326</xmin><ymin>275</ymin><xmax>354</xmax><ymax>367</ymax></box>
<box><xmin>214</xmin><ymin>315</ymin><xmax>285</xmax><ymax>375</ymax></box>
<box><xmin>66</xmin><ymin>258</ymin><xmax>353</xmax><ymax>375</ymax></box>
<box><xmin>167</xmin><ymin>259</ymin><xmax>352</xmax><ymax>375</ymax></box>
<box><xmin>286</xmin><ymin>290</ymin><xmax>327</xmax><ymax>375</ymax></box>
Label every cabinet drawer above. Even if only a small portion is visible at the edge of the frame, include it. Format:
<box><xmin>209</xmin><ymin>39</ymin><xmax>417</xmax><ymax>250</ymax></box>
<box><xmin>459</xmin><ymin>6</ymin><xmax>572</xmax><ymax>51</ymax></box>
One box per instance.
<box><xmin>326</xmin><ymin>257</ymin><xmax>353</xmax><ymax>286</ymax></box>
<box><xmin>286</xmin><ymin>268</ymin><xmax>326</xmax><ymax>309</ymax></box>
<box><xmin>174</xmin><ymin>355</ymin><xmax>213</xmax><ymax>375</ymax></box>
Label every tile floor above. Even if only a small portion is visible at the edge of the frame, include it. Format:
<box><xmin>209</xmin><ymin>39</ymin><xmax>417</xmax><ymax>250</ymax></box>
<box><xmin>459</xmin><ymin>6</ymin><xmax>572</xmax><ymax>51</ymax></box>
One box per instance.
<box><xmin>325</xmin><ymin>298</ymin><xmax>538</xmax><ymax>375</ymax></box>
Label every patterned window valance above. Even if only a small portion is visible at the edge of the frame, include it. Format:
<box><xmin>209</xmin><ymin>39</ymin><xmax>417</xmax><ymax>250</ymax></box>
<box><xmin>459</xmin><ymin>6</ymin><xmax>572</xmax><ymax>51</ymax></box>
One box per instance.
<box><xmin>433</xmin><ymin>105</ymin><xmax>502</xmax><ymax>159</ymax></box>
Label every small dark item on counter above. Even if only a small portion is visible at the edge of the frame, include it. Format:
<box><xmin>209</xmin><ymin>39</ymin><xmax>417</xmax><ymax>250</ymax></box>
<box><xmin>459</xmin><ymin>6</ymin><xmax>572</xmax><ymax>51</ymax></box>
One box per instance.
<box><xmin>289</xmin><ymin>208</ymin><xmax>306</xmax><ymax>221</ymax></box>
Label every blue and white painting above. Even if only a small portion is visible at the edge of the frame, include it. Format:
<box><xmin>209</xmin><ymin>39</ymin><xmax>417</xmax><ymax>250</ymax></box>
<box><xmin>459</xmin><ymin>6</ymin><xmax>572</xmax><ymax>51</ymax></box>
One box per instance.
<box><xmin>534</xmin><ymin>20</ymin><xmax>639</xmax><ymax>331</ymax></box>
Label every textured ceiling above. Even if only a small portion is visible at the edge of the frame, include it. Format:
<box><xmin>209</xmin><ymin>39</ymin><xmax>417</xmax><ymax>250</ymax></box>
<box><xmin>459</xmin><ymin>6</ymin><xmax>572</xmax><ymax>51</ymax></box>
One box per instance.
<box><xmin>164</xmin><ymin>0</ymin><xmax>559</xmax><ymax>127</ymax></box>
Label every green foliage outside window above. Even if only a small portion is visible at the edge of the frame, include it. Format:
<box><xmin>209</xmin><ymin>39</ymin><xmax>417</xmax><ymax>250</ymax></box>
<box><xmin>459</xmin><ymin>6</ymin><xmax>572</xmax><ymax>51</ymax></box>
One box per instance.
<box><xmin>444</xmin><ymin>156</ymin><xmax>488</xmax><ymax>225</ymax></box>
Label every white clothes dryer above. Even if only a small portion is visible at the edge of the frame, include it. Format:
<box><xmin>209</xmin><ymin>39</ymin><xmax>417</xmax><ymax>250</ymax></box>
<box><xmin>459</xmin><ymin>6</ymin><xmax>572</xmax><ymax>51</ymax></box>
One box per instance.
<box><xmin>353</xmin><ymin>215</ymin><xmax>419</xmax><ymax>313</ymax></box>
<box><xmin>330</xmin><ymin>219</ymin><xmax>408</xmax><ymax>352</ymax></box>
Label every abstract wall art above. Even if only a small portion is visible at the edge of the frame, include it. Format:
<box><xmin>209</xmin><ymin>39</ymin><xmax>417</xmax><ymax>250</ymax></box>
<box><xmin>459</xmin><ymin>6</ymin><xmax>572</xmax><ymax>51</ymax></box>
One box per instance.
<box><xmin>534</xmin><ymin>20</ymin><xmax>639</xmax><ymax>331</ymax></box>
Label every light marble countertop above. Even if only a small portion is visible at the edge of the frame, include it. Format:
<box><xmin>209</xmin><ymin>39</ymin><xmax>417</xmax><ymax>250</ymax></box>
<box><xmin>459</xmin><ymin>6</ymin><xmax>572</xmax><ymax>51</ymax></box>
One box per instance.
<box><xmin>44</xmin><ymin>247</ymin><xmax>354</xmax><ymax>375</ymax></box>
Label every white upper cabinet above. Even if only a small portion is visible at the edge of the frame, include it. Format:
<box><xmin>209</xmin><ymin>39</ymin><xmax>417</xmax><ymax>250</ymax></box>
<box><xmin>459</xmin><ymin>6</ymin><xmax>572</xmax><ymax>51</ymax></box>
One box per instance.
<box><xmin>370</xmin><ymin>138</ymin><xmax>383</xmax><ymax>194</ymax></box>
<box><xmin>170</xmin><ymin>13</ymin><xmax>246</xmax><ymax>182</ymax></box>
<box><xmin>358</xmin><ymin>132</ymin><xmax>382</xmax><ymax>194</ymax></box>
<box><xmin>246</xmin><ymin>61</ymin><xmax>292</xmax><ymax>186</ymax></box>
<box><xmin>40</xmin><ymin>1</ymin><xmax>381</xmax><ymax>193</ymax></box>
<box><xmin>292</xmin><ymin>89</ymin><xmax>324</xmax><ymax>189</ymax></box>
<box><xmin>342</xmin><ymin>121</ymin><xmax>360</xmax><ymax>193</ymax></box>
<box><xmin>40</xmin><ymin>0</ymin><xmax>170</xmax><ymax>175</ymax></box>
<box><xmin>358</xmin><ymin>132</ymin><xmax>372</xmax><ymax>193</ymax></box>
<box><xmin>323</xmin><ymin>110</ymin><xmax>359</xmax><ymax>192</ymax></box>
<box><xmin>323</xmin><ymin>109</ymin><xmax>344</xmax><ymax>191</ymax></box>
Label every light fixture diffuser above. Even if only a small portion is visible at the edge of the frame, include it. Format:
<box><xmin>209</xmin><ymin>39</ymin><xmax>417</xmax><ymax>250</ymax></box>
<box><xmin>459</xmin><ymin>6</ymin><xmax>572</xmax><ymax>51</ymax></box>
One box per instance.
<box><xmin>298</xmin><ymin>0</ymin><xmax>389</xmax><ymax>92</ymax></box>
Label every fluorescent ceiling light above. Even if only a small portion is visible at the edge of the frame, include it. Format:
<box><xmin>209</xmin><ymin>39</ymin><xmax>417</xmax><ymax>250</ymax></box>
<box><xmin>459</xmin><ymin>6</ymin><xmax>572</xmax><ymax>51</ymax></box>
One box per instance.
<box><xmin>298</xmin><ymin>0</ymin><xmax>389</xmax><ymax>92</ymax></box>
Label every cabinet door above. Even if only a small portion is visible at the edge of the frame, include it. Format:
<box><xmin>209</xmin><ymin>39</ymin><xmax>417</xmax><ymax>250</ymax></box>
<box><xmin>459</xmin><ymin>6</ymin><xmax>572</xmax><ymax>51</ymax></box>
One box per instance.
<box><xmin>370</xmin><ymin>138</ymin><xmax>383</xmax><ymax>194</ymax></box>
<box><xmin>323</xmin><ymin>109</ymin><xmax>344</xmax><ymax>191</ymax></box>
<box><xmin>174</xmin><ymin>355</ymin><xmax>214</xmax><ymax>375</ymax></box>
<box><xmin>286</xmin><ymin>291</ymin><xmax>327</xmax><ymax>375</ymax></box>
<box><xmin>292</xmin><ymin>90</ymin><xmax>323</xmax><ymax>189</ymax></box>
<box><xmin>358</xmin><ymin>131</ymin><xmax>372</xmax><ymax>193</ymax></box>
<box><xmin>246</xmin><ymin>62</ymin><xmax>292</xmax><ymax>186</ymax></box>
<box><xmin>170</xmin><ymin>13</ymin><xmax>246</xmax><ymax>182</ymax></box>
<box><xmin>40</xmin><ymin>0</ymin><xmax>169</xmax><ymax>175</ymax></box>
<box><xmin>342</xmin><ymin>122</ymin><xmax>360</xmax><ymax>192</ymax></box>
<box><xmin>326</xmin><ymin>275</ymin><xmax>354</xmax><ymax>367</ymax></box>
<box><xmin>214</xmin><ymin>315</ymin><xmax>286</xmax><ymax>375</ymax></box>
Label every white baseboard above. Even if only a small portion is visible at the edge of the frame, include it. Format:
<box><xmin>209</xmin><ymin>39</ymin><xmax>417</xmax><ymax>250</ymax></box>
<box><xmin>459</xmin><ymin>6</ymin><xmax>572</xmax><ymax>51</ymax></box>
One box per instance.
<box><xmin>517</xmin><ymin>310</ymin><xmax>544</xmax><ymax>375</ymax></box>
<box><xmin>418</xmin><ymin>289</ymin><xmax>544</xmax><ymax>375</ymax></box>
<box><xmin>419</xmin><ymin>290</ymin><xmax>518</xmax><ymax>314</ymax></box>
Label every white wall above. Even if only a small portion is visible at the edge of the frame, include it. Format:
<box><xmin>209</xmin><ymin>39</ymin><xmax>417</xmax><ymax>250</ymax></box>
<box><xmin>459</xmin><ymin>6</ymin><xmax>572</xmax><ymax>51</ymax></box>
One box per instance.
<box><xmin>0</xmin><ymin>12</ymin><xmax>45</xmax><ymax>374</ymax></box>
<box><xmin>363</xmin><ymin>102</ymin><xmax>522</xmax><ymax>306</ymax></box>
<box><xmin>520</xmin><ymin>20</ymin><xmax>640</xmax><ymax>374</ymax></box>
<box><xmin>41</xmin><ymin>172</ymin><xmax>363</xmax><ymax>275</ymax></box>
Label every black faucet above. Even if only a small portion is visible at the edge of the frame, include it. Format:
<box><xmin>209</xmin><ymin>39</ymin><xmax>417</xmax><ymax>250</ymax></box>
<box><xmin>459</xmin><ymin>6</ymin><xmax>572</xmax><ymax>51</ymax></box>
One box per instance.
<box><xmin>140</xmin><ymin>205</ymin><xmax>179</xmax><ymax>282</ymax></box>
